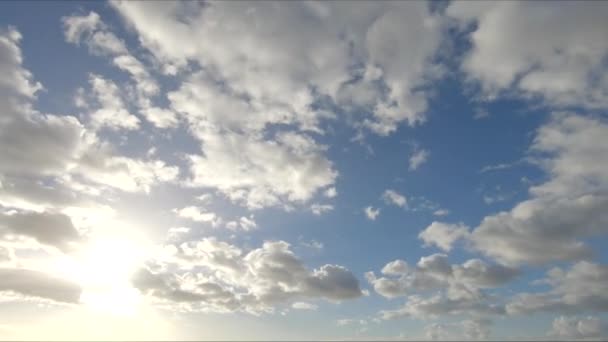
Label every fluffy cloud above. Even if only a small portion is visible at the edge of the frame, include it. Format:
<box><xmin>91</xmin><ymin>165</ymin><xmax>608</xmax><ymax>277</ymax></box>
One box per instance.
<box><xmin>548</xmin><ymin>316</ymin><xmax>607</xmax><ymax>340</ymax></box>
<box><xmin>379</xmin><ymin>292</ymin><xmax>504</xmax><ymax>321</ymax></box>
<box><xmin>448</xmin><ymin>2</ymin><xmax>608</xmax><ymax>108</ymax></box>
<box><xmin>426</xmin><ymin>113</ymin><xmax>608</xmax><ymax>266</ymax></box>
<box><xmin>132</xmin><ymin>238</ymin><xmax>362</xmax><ymax>313</ymax></box>
<box><xmin>507</xmin><ymin>261</ymin><xmax>608</xmax><ymax>316</ymax></box>
<box><xmin>63</xmin><ymin>12</ymin><xmax>177</xmax><ymax>128</ymax></box>
<box><xmin>0</xmin><ymin>27</ymin><xmax>178</xmax><ymax>203</ymax></box>
<box><xmin>173</xmin><ymin>206</ymin><xmax>219</xmax><ymax>226</ymax></box>
<box><xmin>112</xmin><ymin>1</ymin><xmax>444</xmax><ymax>133</ymax></box>
<box><xmin>418</xmin><ymin>222</ymin><xmax>470</xmax><ymax>252</ymax></box>
<box><xmin>470</xmin><ymin>113</ymin><xmax>608</xmax><ymax>265</ymax></box>
<box><xmin>0</xmin><ymin>268</ymin><xmax>81</xmax><ymax>303</ymax></box>
<box><xmin>423</xmin><ymin>319</ymin><xmax>492</xmax><ymax>340</ymax></box>
<box><xmin>105</xmin><ymin>1</ymin><xmax>452</xmax><ymax>209</ymax></box>
<box><xmin>86</xmin><ymin>74</ymin><xmax>140</xmax><ymax>131</ymax></box>
<box><xmin>367</xmin><ymin>254</ymin><xmax>518</xmax><ymax>301</ymax></box>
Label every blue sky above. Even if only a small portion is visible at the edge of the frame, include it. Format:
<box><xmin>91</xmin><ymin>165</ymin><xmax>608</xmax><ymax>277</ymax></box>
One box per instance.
<box><xmin>1</xmin><ymin>1</ymin><xmax>608</xmax><ymax>340</ymax></box>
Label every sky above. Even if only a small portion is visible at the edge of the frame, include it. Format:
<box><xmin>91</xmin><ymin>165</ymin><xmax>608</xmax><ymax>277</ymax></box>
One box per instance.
<box><xmin>0</xmin><ymin>0</ymin><xmax>608</xmax><ymax>340</ymax></box>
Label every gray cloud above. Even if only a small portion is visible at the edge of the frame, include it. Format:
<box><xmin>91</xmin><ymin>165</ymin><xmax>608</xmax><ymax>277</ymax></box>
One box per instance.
<box><xmin>0</xmin><ymin>268</ymin><xmax>81</xmax><ymax>303</ymax></box>
<box><xmin>507</xmin><ymin>261</ymin><xmax>608</xmax><ymax>316</ymax></box>
<box><xmin>422</xmin><ymin>113</ymin><xmax>608</xmax><ymax>266</ymax></box>
<box><xmin>132</xmin><ymin>238</ymin><xmax>362</xmax><ymax>314</ymax></box>
<box><xmin>448</xmin><ymin>2</ymin><xmax>608</xmax><ymax>108</ymax></box>
<box><xmin>548</xmin><ymin>316</ymin><xmax>607</xmax><ymax>340</ymax></box>
<box><xmin>0</xmin><ymin>211</ymin><xmax>82</xmax><ymax>251</ymax></box>
<box><xmin>367</xmin><ymin>254</ymin><xmax>518</xmax><ymax>301</ymax></box>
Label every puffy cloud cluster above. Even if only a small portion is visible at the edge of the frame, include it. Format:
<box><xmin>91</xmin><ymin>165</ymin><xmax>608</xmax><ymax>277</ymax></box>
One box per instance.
<box><xmin>104</xmin><ymin>1</ymin><xmax>454</xmax><ymax>209</ymax></box>
<box><xmin>418</xmin><ymin>113</ymin><xmax>608</xmax><ymax>266</ymax></box>
<box><xmin>507</xmin><ymin>261</ymin><xmax>608</xmax><ymax>316</ymax></box>
<box><xmin>418</xmin><ymin>222</ymin><xmax>470</xmax><ymax>252</ymax></box>
<box><xmin>132</xmin><ymin>238</ymin><xmax>362</xmax><ymax>314</ymax></box>
<box><xmin>548</xmin><ymin>316</ymin><xmax>607</xmax><ymax>340</ymax></box>
<box><xmin>62</xmin><ymin>12</ymin><xmax>178</xmax><ymax>128</ymax></box>
<box><xmin>367</xmin><ymin>254</ymin><xmax>516</xmax><ymax>319</ymax></box>
<box><xmin>424</xmin><ymin>318</ymin><xmax>491</xmax><ymax>341</ymax></box>
<box><xmin>448</xmin><ymin>1</ymin><xmax>608</xmax><ymax>108</ymax></box>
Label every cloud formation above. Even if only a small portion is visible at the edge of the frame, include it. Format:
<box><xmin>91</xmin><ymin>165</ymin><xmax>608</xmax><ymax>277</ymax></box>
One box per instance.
<box><xmin>132</xmin><ymin>238</ymin><xmax>362</xmax><ymax>314</ymax></box>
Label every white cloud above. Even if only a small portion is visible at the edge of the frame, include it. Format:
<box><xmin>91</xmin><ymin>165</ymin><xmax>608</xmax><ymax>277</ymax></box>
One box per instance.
<box><xmin>292</xmin><ymin>302</ymin><xmax>318</xmax><ymax>311</ymax></box>
<box><xmin>87</xmin><ymin>74</ymin><xmax>140</xmax><ymax>131</ymax></box>
<box><xmin>548</xmin><ymin>316</ymin><xmax>606</xmax><ymax>340</ymax></box>
<box><xmin>448</xmin><ymin>1</ymin><xmax>608</xmax><ymax>108</ymax></box>
<box><xmin>409</xmin><ymin>149</ymin><xmax>429</xmax><ymax>171</ymax></box>
<box><xmin>112</xmin><ymin>1</ymin><xmax>444</xmax><ymax>136</ymax></box>
<box><xmin>382</xmin><ymin>189</ymin><xmax>407</xmax><ymax>208</ymax></box>
<box><xmin>324</xmin><ymin>187</ymin><xmax>337</xmax><ymax>198</ymax></box>
<box><xmin>173</xmin><ymin>206</ymin><xmax>220</xmax><ymax>227</ymax></box>
<box><xmin>367</xmin><ymin>254</ymin><xmax>518</xmax><ymax>301</ymax></box>
<box><xmin>310</xmin><ymin>203</ymin><xmax>334</xmax><ymax>216</ymax></box>
<box><xmin>507</xmin><ymin>261</ymin><xmax>608</xmax><ymax>316</ymax></box>
<box><xmin>418</xmin><ymin>222</ymin><xmax>470</xmax><ymax>252</ymax></box>
<box><xmin>364</xmin><ymin>206</ymin><xmax>380</xmax><ymax>221</ymax></box>
<box><xmin>301</xmin><ymin>240</ymin><xmax>324</xmax><ymax>251</ymax></box>
<box><xmin>63</xmin><ymin>12</ymin><xmax>178</xmax><ymax>129</ymax></box>
<box><xmin>434</xmin><ymin>113</ymin><xmax>608</xmax><ymax>266</ymax></box>
<box><xmin>132</xmin><ymin>238</ymin><xmax>362</xmax><ymax>313</ymax></box>
<box><xmin>432</xmin><ymin>209</ymin><xmax>449</xmax><ymax>217</ymax></box>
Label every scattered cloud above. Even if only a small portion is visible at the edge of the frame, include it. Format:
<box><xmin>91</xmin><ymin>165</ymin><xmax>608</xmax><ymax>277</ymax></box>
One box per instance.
<box><xmin>0</xmin><ymin>268</ymin><xmax>82</xmax><ymax>303</ymax></box>
<box><xmin>132</xmin><ymin>238</ymin><xmax>363</xmax><ymax>314</ymax></box>
<box><xmin>409</xmin><ymin>149</ymin><xmax>429</xmax><ymax>171</ymax></box>
<box><xmin>382</xmin><ymin>189</ymin><xmax>408</xmax><ymax>208</ymax></box>
<box><xmin>364</xmin><ymin>206</ymin><xmax>381</xmax><ymax>221</ymax></box>
<box><xmin>418</xmin><ymin>222</ymin><xmax>470</xmax><ymax>252</ymax></box>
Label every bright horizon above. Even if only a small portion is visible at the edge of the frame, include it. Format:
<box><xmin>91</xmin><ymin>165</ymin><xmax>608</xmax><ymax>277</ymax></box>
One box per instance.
<box><xmin>1</xmin><ymin>1</ymin><xmax>608</xmax><ymax>340</ymax></box>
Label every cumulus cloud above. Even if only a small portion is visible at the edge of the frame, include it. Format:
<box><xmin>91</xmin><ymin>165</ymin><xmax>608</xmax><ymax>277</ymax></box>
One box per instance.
<box><xmin>103</xmin><ymin>1</ymin><xmax>453</xmax><ymax>210</ymax></box>
<box><xmin>0</xmin><ymin>268</ymin><xmax>81</xmax><ymax>303</ymax></box>
<box><xmin>0</xmin><ymin>27</ymin><xmax>178</xmax><ymax>204</ymax></box>
<box><xmin>367</xmin><ymin>254</ymin><xmax>518</xmax><ymax>301</ymax></box>
<box><xmin>63</xmin><ymin>12</ymin><xmax>178</xmax><ymax>128</ymax></box>
<box><xmin>428</xmin><ymin>113</ymin><xmax>608</xmax><ymax>266</ymax></box>
<box><xmin>113</xmin><ymin>1</ymin><xmax>444</xmax><ymax>134</ymax></box>
<box><xmin>382</xmin><ymin>189</ymin><xmax>407</xmax><ymax>208</ymax></box>
<box><xmin>418</xmin><ymin>222</ymin><xmax>470</xmax><ymax>252</ymax></box>
<box><xmin>548</xmin><ymin>316</ymin><xmax>607</xmax><ymax>340</ymax></box>
<box><xmin>132</xmin><ymin>238</ymin><xmax>362</xmax><ymax>314</ymax></box>
<box><xmin>379</xmin><ymin>292</ymin><xmax>504</xmax><ymax>321</ymax></box>
<box><xmin>173</xmin><ymin>206</ymin><xmax>220</xmax><ymax>226</ymax></box>
<box><xmin>448</xmin><ymin>1</ymin><xmax>608</xmax><ymax>108</ymax></box>
<box><xmin>507</xmin><ymin>261</ymin><xmax>608</xmax><ymax>316</ymax></box>
<box><xmin>469</xmin><ymin>113</ymin><xmax>608</xmax><ymax>265</ymax></box>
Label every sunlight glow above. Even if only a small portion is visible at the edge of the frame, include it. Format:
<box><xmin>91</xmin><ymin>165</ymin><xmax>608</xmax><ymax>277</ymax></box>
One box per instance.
<box><xmin>56</xmin><ymin>235</ymin><xmax>150</xmax><ymax>316</ymax></box>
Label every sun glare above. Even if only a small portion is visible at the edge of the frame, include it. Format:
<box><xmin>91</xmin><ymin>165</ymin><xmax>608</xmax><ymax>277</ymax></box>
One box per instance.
<box><xmin>56</xmin><ymin>235</ymin><xmax>150</xmax><ymax>316</ymax></box>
